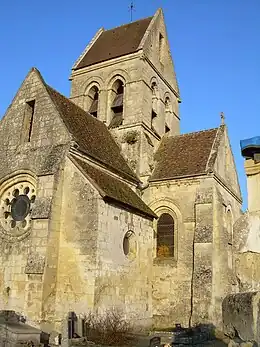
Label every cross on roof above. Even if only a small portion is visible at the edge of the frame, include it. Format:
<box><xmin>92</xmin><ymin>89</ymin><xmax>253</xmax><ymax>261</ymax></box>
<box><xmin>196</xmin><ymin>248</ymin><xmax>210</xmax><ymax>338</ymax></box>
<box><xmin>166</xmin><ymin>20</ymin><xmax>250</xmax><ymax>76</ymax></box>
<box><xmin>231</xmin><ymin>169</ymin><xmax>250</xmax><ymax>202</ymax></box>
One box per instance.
<box><xmin>220</xmin><ymin>112</ymin><xmax>225</xmax><ymax>125</ymax></box>
<box><xmin>129</xmin><ymin>1</ymin><xmax>135</xmax><ymax>22</ymax></box>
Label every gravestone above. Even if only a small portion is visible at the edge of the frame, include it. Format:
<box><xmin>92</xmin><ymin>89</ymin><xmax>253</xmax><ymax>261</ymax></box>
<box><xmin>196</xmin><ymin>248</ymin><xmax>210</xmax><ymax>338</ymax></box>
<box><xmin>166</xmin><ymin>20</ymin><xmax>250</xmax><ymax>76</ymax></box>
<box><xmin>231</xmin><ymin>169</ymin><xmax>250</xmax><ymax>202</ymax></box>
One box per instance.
<box><xmin>0</xmin><ymin>310</ymin><xmax>41</xmax><ymax>347</ymax></box>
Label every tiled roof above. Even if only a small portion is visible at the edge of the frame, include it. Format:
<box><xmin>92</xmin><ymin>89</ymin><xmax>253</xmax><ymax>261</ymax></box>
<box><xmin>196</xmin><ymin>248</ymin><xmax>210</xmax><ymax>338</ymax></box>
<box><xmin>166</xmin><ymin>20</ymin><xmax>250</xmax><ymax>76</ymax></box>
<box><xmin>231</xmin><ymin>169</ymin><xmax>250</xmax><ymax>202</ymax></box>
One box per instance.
<box><xmin>45</xmin><ymin>84</ymin><xmax>139</xmax><ymax>183</ymax></box>
<box><xmin>72</xmin><ymin>157</ymin><xmax>156</xmax><ymax>219</ymax></box>
<box><xmin>150</xmin><ymin>128</ymin><xmax>219</xmax><ymax>181</ymax></box>
<box><xmin>75</xmin><ymin>17</ymin><xmax>152</xmax><ymax>69</ymax></box>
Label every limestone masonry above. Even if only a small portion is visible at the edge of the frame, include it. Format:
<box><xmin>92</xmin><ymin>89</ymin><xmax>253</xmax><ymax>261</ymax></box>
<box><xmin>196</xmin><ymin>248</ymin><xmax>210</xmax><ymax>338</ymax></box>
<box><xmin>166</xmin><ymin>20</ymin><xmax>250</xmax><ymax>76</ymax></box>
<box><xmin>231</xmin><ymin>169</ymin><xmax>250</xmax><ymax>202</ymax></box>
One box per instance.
<box><xmin>0</xmin><ymin>7</ymin><xmax>258</xmax><ymax>344</ymax></box>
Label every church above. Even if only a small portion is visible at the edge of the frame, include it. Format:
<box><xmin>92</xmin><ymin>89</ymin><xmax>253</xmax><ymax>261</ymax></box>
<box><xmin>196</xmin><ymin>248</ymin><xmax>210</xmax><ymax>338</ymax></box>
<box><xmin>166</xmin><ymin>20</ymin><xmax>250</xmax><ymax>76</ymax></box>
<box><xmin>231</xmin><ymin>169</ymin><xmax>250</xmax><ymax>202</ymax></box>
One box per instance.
<box><xmin>0</xmin><ymin>7</ymin><xmax>245</xmax><ymax>338</ymax></box>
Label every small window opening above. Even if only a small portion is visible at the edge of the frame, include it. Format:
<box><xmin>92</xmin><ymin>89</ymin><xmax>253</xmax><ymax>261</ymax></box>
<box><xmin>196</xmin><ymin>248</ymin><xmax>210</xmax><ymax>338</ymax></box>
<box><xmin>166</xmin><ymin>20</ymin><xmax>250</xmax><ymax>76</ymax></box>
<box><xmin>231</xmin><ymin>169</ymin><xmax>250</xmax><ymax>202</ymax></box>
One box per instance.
<box><xmin>157</xmin><ymin>213</ymin><xmax>174</xmax><ymax>258</ymax></box>
<box><xmin>165</xmin><ymin>96</ymin><xmax>170</xmax><ymax>111</ymax></box>
<box><xmin>22</xmin><ymin>100</ymin><xmax>35</xmax><ymax>143</ymax></box>
<box><xmin>165</xmin><ymin>124</ymin><xmax>170</xmax><ymax>133</ymax></box>
<box><xmin>151</xmin><ymin>82</ymin><xmax>158</xmax><ymax>129</ymax></box>
<box><xmin>151</xmin><ymin>82</ymin><xmax>157</xmax><ymax>95</ymax></box>
<box><xmin>159</xmin><ymin>33</ymin><xmax>164</xmax><ymax>64</ymax></box>
<box><xmin>123</xmin><ymin>234</ymin><xmax>130</xmax><ymax>256</ymax></box>
<box><xmin>123</xmin><ymin>231</ymin><xmax>136</xmax><ymax>259</ymax></box>
<box><xmin>88</xmin><ymin>86</ymin><xmax>99</xmax><ymax>118</ymax></box>
<box><xmin>109</xmin><ymin>80</ymin><xmax>124</xmax><ymax>129</ymax></box>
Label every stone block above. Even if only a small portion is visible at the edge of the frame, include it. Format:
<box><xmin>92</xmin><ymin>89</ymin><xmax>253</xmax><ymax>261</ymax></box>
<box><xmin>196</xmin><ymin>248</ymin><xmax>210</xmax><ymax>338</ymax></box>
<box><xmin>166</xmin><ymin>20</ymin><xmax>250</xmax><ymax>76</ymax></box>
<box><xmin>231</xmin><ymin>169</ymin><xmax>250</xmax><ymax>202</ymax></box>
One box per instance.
<box><xmin>25</xmin><ymin>252</ymin><xmax>45</xmax><ymax>274</ymax></box>
<box><xmin>223</xmin><ymin>292</ymin><xmax>260</xmax><ymax>344</ymax></box>
<box><xmin>31</xmin><ymin>197</ymin><xmax>52</xmax><ymax>219</ymax></box>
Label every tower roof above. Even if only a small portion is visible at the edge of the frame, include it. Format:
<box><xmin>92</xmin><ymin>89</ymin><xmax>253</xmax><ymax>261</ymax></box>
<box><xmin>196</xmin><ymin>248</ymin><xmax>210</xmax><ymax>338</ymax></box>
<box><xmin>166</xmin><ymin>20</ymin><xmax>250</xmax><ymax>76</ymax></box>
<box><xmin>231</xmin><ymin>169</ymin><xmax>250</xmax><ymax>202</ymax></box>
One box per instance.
<box><xmin>75</xmin><ymin>16</ymin><xmax>152</xmax><ymax>70</ymax></box>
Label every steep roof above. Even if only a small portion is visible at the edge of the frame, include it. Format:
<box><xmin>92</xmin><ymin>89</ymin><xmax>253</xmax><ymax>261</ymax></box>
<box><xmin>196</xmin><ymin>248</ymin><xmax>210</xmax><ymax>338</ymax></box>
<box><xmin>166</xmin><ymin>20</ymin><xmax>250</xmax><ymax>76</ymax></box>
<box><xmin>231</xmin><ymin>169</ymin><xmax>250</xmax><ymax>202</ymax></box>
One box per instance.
<box><xmin>75</xmin><ymin>16</ymin><xmax>152</xmax><ymax>69</ymax></box>
<box><xmin>44</xmin><ymin>83</ymin><xmax>139</xmax><ymax>183</ymax></box>
<box><xmin>72</xmin><ymin>157</ymin><xmax>156</xmax><ymax>219</ymax></box>
<box><xmin>150</xmin><ymin>128</ymin><xmax>219</xmax><ymax>181</ymax></box>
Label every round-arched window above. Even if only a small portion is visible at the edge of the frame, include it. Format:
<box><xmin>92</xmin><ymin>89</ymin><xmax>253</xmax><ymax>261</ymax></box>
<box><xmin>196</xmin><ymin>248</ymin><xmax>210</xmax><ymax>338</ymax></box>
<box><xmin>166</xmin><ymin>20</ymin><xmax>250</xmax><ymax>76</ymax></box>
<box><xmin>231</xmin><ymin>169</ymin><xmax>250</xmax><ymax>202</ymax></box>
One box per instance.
<box><xmin>109</xmin><ymin>79</ymin><xmax>124</xmax><ymax>129</ymax></box>
<box><xmin>0</xmin><ymin>181</ymin><xmax>36</xmax><ymax>236</ymax></box>
<box><xmin>88</xmin><ymin>85</ymin><xmax>99</xmax><ymax>117</ymax></box>
<box><xmin>157</xmin><ymin>213</ymin><xmax>174</xmax><ymax>258</ymax></box>
<box><xmin>123</xmin><ymin>230</ymin><xmax>137</xmax><ymax>259</ymax></box>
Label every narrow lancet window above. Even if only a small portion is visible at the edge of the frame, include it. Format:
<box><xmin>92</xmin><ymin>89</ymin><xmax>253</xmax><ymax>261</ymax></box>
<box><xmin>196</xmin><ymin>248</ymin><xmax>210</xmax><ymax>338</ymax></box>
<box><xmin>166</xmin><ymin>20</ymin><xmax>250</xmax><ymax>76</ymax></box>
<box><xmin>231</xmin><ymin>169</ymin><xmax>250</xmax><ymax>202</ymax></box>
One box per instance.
<box><xmin>22</xmin><ymin>100</ymin><xmax>35</xmax><ymax>143</ymax></box>
<box><xmin>151</xmin><ymin>82</ymin><xmax>158</xmax><ymax>131</ymax></box>
<box><xmin>109</xmin><ymin>80</ymin><xmax>124</xmax><ymax>129</ymax></box>
<box><xmin>159</xmin><ymin>33</ymin><xmax>164</xmax><ymax>64</ymax></box>
<box><xmin>88</xmin><ymin>86</ymin><xmax>99</xmax><ymax>118</ymax></box>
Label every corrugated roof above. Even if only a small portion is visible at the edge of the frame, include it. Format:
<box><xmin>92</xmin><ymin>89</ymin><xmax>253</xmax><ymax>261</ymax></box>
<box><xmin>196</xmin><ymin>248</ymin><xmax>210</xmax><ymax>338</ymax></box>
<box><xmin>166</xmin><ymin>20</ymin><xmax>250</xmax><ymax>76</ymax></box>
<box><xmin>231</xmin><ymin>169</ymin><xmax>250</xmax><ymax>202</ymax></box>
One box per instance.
<box><xmin>75</xmin><ymin>17</ymin><xmax>152</xmax><ymax>69</ymax></box>
<box><xmin>150</xmin><ymin>128</ymin><xmax>219</xmax><ymax>181</ymax></box>
<box><xmin>45</xmin><ymin>84</ymin><xmax>139</xmax><ymax>183</ymax></box>
<box><xmin>73</xmin><ymin>157</ymin><xmax>156</xmax><ymax>219</ymax></box>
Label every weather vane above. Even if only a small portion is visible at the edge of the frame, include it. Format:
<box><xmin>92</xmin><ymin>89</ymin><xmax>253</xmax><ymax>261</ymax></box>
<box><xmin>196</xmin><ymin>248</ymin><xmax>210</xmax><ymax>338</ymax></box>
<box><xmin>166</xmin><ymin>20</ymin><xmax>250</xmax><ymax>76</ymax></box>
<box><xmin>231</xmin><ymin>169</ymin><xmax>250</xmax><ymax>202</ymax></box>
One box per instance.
<box><xmin>129</xmin><ymin>1</ymin><xmax>135</xmax><ymax>22</ymax></box>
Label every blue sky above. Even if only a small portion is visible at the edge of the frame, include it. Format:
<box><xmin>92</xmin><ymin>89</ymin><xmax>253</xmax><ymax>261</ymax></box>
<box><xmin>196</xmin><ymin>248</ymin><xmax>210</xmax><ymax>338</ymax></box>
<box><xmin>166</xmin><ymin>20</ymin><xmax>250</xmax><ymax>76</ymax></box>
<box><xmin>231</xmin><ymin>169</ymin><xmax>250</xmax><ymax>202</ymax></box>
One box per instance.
<box><xmin>1</xmin><ymin>0</ymin><xmax>259</xmax><ymax>209</ymax></box>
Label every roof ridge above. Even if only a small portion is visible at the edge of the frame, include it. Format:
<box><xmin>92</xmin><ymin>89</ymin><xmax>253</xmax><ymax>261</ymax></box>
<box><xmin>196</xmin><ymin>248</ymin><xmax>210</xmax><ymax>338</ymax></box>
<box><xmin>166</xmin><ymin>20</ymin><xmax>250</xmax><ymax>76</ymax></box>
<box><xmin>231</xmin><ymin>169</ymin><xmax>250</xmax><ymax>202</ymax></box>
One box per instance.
<box><xmin>104</xmin><ymin>16</ymin><xmax>153</xmax><ymax>32</ymax></box>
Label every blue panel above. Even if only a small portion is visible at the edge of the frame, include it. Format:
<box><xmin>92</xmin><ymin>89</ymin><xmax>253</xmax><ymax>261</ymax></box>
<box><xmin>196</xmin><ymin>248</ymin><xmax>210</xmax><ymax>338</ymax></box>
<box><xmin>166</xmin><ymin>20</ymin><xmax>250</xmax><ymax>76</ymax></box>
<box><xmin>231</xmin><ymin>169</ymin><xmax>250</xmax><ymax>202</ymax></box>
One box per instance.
<box><xmin>240</xmin><ymin>136</ymin><xmax>260</xmax><ymax>158</ymax></box>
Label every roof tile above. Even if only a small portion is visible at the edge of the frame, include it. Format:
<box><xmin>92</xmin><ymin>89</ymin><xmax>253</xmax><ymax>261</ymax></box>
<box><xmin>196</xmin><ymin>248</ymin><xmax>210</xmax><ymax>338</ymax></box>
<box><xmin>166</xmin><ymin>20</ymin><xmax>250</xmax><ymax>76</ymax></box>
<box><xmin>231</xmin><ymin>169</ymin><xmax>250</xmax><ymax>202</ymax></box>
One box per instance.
<box><xmin>45</xmin><ymin>84</ymin><xmax>139</xmax><ymax>183</ymax></box>
<box><xmin>150</xmin><ymin>128</ymin><xmax>218</xmax><ymax>181</ymax></box>
<box><xmin>73</xmin><ymin>157</ymin><xmax>156</xmax><ymax>219</ymax></box>
<box><xmin>75</xmin><ymin>17</ymin><xmax>152</xmax><ymax>69</ymax></box>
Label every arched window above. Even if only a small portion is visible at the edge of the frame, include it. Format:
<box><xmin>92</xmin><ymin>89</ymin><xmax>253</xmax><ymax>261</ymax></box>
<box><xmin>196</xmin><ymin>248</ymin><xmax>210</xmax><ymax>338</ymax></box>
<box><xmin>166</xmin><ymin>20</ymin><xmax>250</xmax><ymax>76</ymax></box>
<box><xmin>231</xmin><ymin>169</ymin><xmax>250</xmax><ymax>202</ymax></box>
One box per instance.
<box><xmin>87</xmin><ymin>86</ymin><xmax>99</xmax><ymax>118</ymax></box>
<box><xmin>108</xmin><ymin>80</ymin><xmax>124</xmax><ymax>129</ymax></box>
<box><xmin>164</xmin><ymin>96</ymin><xmax>171</xmax><ymax>134</ymax></box>
<box><xmin>151</xmin><ymin>81</ymin><xmax>159</xmax><ymax>136</ymax></box>
<box><xmin>157</xmin><ymin>213</ymin><xmax>174</xmax><ymax>258</ymax></box>
<box><xmin>151</xmin><ymin>82</ymin><xmax>157</xmax><ymax>120</ymax></box>
<box><xmin>165</xmin><ymin>96</ymin><xmax>171</xmax><ymax>112</ymax></box>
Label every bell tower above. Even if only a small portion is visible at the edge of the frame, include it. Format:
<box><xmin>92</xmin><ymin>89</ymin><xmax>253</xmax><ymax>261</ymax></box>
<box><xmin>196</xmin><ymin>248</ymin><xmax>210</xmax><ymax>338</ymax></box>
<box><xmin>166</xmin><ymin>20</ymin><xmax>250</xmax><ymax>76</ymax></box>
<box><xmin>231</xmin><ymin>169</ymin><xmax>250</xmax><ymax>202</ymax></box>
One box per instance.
<box><xmin>69</xmin><ymin>8</ymin><xmax>180</xmax><ymax>180</ymax></box>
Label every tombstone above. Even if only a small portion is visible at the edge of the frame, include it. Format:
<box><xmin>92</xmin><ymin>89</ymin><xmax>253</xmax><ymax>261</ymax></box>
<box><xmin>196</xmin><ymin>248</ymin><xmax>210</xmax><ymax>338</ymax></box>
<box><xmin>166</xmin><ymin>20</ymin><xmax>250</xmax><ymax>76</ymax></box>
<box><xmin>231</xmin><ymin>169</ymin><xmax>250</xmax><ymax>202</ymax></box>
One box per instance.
<box><xmin>149</xmin><ymin>336</ymin><xmax>161</xmax><ymax>347</ymax></box>
<box><xmin>0</xmin><ymin>310</ymin><xmax>41</xmax><ymax>346</ymax></box>
<box><xmin>68</xmin><ymin>312</ymin><xmax>77</xmax><ymax>339</ymax></box>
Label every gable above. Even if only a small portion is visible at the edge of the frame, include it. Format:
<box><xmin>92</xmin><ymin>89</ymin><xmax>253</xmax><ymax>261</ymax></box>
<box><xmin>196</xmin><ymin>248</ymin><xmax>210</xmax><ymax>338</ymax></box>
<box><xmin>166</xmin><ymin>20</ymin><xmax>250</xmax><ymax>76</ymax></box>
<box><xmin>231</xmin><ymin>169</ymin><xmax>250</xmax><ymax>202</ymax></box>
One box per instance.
<box><xmin>1</xmin><ymin>68</ymin><xmax>139</xmax><ymax>185</ymax></box>
<box><xmin>74</xmin><ymin>17</ymin><xmax>152</xmax><ymax>70</ymax></box>
<box><xmin>0</xmin><ymin>68</ymin><xmax>71</xmax><ymax>152</ymax></box>
<box><xmin>212</xmin><ymin>126</ymin><xmax>242</xmax><ymax>200</ymax></box>
<box><xmin>142</xmin><ymin>9</ymin><xmax>179</xmax><ymax>95</ymax></box>
<box><xmin>150</xmin><ymin>128</ymin><xmax>218</xmax><ymax>181</ymax></box>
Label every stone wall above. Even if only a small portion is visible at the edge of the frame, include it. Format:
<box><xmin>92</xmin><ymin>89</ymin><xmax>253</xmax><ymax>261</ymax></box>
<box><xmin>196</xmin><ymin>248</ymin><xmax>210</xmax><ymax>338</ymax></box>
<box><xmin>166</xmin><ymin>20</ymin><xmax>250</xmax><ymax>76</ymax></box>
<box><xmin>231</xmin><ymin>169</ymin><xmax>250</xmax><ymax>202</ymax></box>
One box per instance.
<box><xmin>95</xmin><ymin>201</ymin><xmax>153</xmax><ymax>326</ymax></box>
<box><xmin>52</xmin><ymin>157</ymin><xmax>154</xmax><ymax>332</ymax></box>
<box><xmin>53</xmin><ymin>157</ymin><xmax>100</xmax><ymax>332</ymax></box>
<box><xmin>0</xmin><ymin>69</ymin><xmax>70</xmax><ymax>328</ymax></box>
<box><xmin>143</xmin><ymin>177</ymin><xmax>200</xmax><ymax>327</ymax></box>
<box><xmin>143</xmin><ymin>166</ymin><xmax>242</xmax><ymax>329</ymax></box>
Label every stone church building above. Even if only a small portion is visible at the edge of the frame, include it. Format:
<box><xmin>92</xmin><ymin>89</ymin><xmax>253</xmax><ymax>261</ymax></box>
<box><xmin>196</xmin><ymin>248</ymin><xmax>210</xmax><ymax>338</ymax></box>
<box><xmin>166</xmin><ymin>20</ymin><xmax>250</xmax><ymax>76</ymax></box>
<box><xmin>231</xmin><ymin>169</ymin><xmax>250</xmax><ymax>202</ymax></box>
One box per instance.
<box><xmin>0</xmin><ymin>8</ymin><xmax>243</xmax><ymax>337</ymax></box>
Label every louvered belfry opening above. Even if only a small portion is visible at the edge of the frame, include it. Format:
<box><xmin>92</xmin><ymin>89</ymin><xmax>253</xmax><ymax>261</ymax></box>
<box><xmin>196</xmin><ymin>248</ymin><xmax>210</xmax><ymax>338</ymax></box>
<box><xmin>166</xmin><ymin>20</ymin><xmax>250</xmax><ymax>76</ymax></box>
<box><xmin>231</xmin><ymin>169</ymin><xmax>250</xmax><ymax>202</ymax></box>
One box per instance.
<box><xmin>109</xmin><ymin>80</ymin><xmax>124</xmax><ymax>129</ymax></box>
<box><xmin>157</xmin><ymin>213</ymin><xmax>174</xmax><ymax>257</ymax></box>
<box><xmin>88</xmin><ymin>86</ymin><xmax>99</xmax><ymax>118</ymax></box>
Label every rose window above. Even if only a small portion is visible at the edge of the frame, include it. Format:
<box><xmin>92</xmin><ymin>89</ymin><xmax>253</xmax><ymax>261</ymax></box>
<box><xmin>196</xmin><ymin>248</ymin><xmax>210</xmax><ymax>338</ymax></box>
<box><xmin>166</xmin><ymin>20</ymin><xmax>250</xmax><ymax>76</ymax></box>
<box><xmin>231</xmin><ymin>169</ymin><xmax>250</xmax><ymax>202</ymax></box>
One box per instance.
<box><xmin>0</xmin><ymin>183</ymin><xmax>36</xmax><ymax>233</ymax></box>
